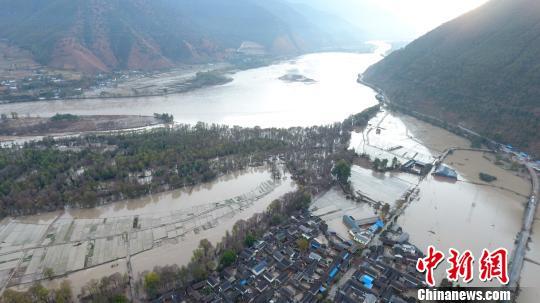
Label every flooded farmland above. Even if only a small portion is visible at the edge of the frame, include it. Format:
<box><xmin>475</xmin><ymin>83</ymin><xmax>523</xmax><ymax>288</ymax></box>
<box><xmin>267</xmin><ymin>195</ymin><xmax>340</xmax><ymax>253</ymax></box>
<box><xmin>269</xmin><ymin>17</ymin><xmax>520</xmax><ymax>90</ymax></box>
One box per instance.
<box><xmin>331</xmin><ymin>110</ymin><xmax>532</xmax><ymax>290</ymax></box>
<box><xmin>1</xmin><ymin>167</ymin><xmax>295</xmax><ymax>293</ymax></box>
<box><xmin>0</xmin><ymin>40</ymin><xmax>537</xmax><ymax>300</ymax></box>
<box><xmin>349</xmin><ymin>165</ymin><xmax>419</xmax><ymax>207</ymax></box>
<box><xmin>350</xmin><ymin>110</ymin><xmax>470</xmax><ymax>164</ymax></box>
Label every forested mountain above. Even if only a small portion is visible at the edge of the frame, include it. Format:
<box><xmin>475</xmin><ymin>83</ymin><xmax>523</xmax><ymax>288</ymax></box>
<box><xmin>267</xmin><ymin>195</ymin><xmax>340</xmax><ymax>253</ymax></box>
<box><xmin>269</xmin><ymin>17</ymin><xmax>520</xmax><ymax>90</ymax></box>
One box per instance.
<box><xmin>0</xmin><ymin>0</ymin><xmax>363</xmax><ymax>72</ymax></box>
<box><xmin>363</xmin><ymin>0</ymin><xmax>540</xmax><ymax>156</ymax></box>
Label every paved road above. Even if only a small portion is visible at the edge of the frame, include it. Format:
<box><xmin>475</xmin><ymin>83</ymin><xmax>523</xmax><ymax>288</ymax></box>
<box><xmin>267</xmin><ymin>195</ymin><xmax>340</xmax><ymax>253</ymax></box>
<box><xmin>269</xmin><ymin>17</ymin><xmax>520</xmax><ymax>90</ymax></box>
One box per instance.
<box><xmin>508</xmin><ymin>164</ymin><xmax>538</xmax><ymax>289</ymax></box>
<box><xmin>360</xmin><ymin>77</ymin><xmax>540</xmax><ymax>294</ymax></box>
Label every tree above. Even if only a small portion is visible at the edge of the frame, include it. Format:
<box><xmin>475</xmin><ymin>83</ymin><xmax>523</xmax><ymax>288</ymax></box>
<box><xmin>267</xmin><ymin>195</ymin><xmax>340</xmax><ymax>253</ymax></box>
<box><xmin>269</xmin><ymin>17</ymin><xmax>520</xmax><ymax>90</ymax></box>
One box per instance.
<box><xmin>381</xmin><ymin>203</ymin><xmax>390</xmax><ymax>218</ymax></box>
<box><xmin>391</xmin><ymin>157</ymin><xmax>399</xmax><ymax>169</ymax></box>
<box><xmin>153</xmin><ymin>113</ymin><xmax>174</xmax><ymax>123</ymax></box>
<box><xmin>144</xmin><ymin>272</ymin><xmax>161</xmax><ymax>298</ymax></box>
<box><xmin>373</xmin><ymin>158</ymin><xmax>381</xmax><ymax>170</ymax></box>
<box><xmin>331</xmin><ymin>159</ymin><xmax>351</xmax><ymax>185</ymax></box>
<box><xmin>28</xmin><ymin>283</ymin><xmax>49</xmax><ymax>302</ymax></box>
<box><xmin>53</xmin><ymin>281</ymin><xmax>73</xmax><ymax>303</ymax></box>
<box><xmin>2</xmin><ymin>289</ymin><xmax>32</xmax><ymax>303</ymax></box>
<box><xmin>43</xmin><ymin>267</ymin><xmax>54</xmax><ymax>280</ymax></box>
<box><xmin>296</xmin><ymin>238</ymin><xmax>309</xmax><ymax>252</ymax></box>
<box><xmin>220</xmin><ymin>249</ymin><xmax>237</xmax><ymax>267</ymax></box>
<box><xmin>112</xmin><ymin>294</ymin><xmax>129</xmax><ymax>303</ymax></box>
<box><xmin>380</xmin><ymin>159</ymin><xmax>388</xmax><ymax>170</ymax></box>
<box><xmin>199</xmin><ymin>239</ymin><xmax>214</xmax><ymax>258</ymax></box>
<box><xmin>244</xmin><ymin>234</ymin><xmax>256</xmax><ymax>247</ymax></box>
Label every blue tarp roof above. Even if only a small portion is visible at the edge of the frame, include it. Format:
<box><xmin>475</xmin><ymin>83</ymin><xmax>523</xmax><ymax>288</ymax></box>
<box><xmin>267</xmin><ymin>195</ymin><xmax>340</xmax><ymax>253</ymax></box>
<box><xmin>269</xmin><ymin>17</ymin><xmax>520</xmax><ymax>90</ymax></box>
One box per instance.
<box><xmin>361</xmin><ymin>275</ymin><xmax>374</xmax><ymax>289</ymax></box>
<box><xmin>361</xmin><ymin>275</ymin><xmax>374</xmax><ymax>284</ymax></box>
<box><xmin>343</xmin><ymin>215</ymin><xmax>360</xmax><ymax>230</ymax></box>
<box><xmin>434</xmin><ymin>165</ymin><xmax>457</xmax><ymax>179</ymax></box>
<box><xmin>329</xmin><ymin>267</ymin><xmax>338</xmax><ymax>278</ymax></box>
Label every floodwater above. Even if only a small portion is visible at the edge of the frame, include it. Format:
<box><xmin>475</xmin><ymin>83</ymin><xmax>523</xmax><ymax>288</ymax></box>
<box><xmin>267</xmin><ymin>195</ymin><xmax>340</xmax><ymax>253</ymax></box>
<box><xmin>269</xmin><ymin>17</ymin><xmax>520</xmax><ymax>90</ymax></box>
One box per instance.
<box><xmin>398</xmin><ymin>149</ymin><xmax>530</xmax><ymax>287</ymax></box>
<box><xmin>0</xmin><ymin>43</ymin><xmax>390</xmax><ymax>128</ymax></box>
<box><xmin>350</xmin><ymin>110</ymin><xmax>470</xmax><ymax>165</ymax></box>
<box><xmin>130</xmin><ymin>171</ymin><xmax>295</xmax><ymax>278</ymax></box>
<box><xmin>346</xmin><ymin>112</ymin><xmax>532</xmax><ymax>290</ymax></box>
<box><xmin>13</xmin><ymin>260</ymin><xmax>129</xmax><ymax>300</ymax></box>
<box><xmin>350</xmin><ymin>165</ymin><xmax>418</xmax><ymax>206</ymax></box>
<box><xmin>62</xmin><ymin>166</ymin><xmax>282</xmax><ymax>219</ymax></box>
<box><xmin>311</xmin><ymin>188</ymin><xmax>377</xmax><ymax>239</ymax></box>
<box><xmin>2</xmin><ymin>167</ymin><xmax>295</xmax><ymax>293</ymax></box>
<box><xmin>444</xmin><ymin>150</ymin><xmax>531</xmax><ymax>196</ymax></box>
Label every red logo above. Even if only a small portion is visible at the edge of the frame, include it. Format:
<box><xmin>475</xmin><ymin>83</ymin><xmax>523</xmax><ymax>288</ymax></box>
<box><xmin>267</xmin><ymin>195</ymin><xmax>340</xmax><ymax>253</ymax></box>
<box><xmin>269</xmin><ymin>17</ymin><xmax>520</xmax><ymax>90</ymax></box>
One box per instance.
<box><xmin>479</xmin><ymin>248</ymin><xmax>509</xmax><ymax>285</ymax></box>
<box><xmin>446</xmin><ymin>248</ymin><xmax>474</xmax><ymax>283</ymax></box>
<box><xmin>417</xmin><ymin>246</ymin><xmax>509</xmax><ymax>286</ymax></box>
<box><xmin>416</xmin><ymin>245</ymin><xmax>445</xmax><ymax>287</ymax></box>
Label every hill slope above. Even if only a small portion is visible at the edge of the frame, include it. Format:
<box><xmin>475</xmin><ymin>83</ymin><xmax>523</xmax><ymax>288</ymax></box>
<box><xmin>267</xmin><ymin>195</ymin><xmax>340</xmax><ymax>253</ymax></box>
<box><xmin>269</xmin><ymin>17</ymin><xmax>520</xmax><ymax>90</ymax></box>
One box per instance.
<box><xmin>363</xmin><ymin>0</ymin><xmax>540</xmax><ymax>155</ymax></box>
<box><xmin>0</xmin><ymin>0</ymin><xmax>363</xmax><ymax>72</ymax></box>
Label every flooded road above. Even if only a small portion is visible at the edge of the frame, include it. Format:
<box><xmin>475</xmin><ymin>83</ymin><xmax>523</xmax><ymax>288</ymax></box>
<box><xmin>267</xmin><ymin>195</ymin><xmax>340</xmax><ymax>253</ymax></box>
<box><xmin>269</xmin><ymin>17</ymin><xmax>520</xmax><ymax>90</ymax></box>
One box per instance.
<box><xmin>0</xmin><ymin>43</ymin><xmax>389</xmax><ymax>128</ymax></box>
<box><xmin>1</xmin><ymin>40</ymin><xmax>537</xmax><ymax>299</ymax></box>
<box><xmin>518</xmin><ymin>206</ymin><xmax>540</xmax><ymax>302</ymax></box>
<box><xmin>347</xmin><ymin>111</ymin><xmax>531</xmax><ymax>290</ymax></box>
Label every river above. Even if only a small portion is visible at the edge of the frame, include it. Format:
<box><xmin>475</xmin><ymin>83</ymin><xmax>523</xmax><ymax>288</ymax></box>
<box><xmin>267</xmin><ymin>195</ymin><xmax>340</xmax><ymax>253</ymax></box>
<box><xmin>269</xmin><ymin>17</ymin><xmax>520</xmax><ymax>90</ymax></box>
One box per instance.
<box><xmin>0</xmin><ymin>42</ymin><xmax>389</xmax><ymax>128</ymax></box>
<box><xmin>1</xmin><ymin>44</ymin><xmax>390</xmax><ymax>297</ymax></box>
<box><xmin>2</xmin><ymin>41</ymin><xmax>536</xmax><ymax>300</ymax></box>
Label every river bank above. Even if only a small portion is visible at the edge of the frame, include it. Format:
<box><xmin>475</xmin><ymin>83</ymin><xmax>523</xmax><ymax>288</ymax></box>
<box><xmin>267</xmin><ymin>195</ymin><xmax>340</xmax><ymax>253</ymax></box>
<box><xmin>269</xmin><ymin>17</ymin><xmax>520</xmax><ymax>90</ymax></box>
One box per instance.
<box><xmin>0</xmin><ymin>47</ymin><xmax>389</xmax><ymax>128</ymax></box>
<box><xmin>0</xmin><ymin>115</ymin><xmax>164</xmax><ymax>137</ymax></box>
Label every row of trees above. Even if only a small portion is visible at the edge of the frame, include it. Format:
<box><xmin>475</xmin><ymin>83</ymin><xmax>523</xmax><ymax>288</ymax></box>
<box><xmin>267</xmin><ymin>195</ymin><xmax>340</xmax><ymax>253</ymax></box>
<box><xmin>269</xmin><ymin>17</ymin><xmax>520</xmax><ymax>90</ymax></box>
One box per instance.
<box><xmin>131</xmin><ymin>108</ymin><xmax>379</xmax><ymax>299</ymax></box>
<box><xmin>2</xmin><ymin>281</ymin><xmax>73</xmax><ymax>303</ymax></box>
<box><xmin>0</xmin><ymin>124</ymin><xmax>287</xmax><ymax>217</ymax></box>
<box><xmin>0</xmin><ymin>105</ymin><xmax>380</xmax><ymax>218</ymax></box>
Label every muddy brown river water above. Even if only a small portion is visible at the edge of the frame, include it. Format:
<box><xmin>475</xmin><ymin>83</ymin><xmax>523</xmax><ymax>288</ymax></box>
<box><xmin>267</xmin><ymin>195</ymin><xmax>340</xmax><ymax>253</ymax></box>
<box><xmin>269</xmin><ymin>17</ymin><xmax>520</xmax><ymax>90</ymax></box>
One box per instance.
<box><xmin>0</xmin><ymin>43</ymin><xmax>389</xmax><ymax>128</ymax></box>
<box><xmin>3</xmin><ymin>167</ymin><xmax>295</xmax><ymax>297</ymax></box>
<box><xmin>1</xmin><ymin>41</ymin><xmax>537</xmax><ymax>300</ymax></box>
<box><xmin>348</xmin><ymin>111</ymin><xmax>534</xmax><ymax>291</ymax></box>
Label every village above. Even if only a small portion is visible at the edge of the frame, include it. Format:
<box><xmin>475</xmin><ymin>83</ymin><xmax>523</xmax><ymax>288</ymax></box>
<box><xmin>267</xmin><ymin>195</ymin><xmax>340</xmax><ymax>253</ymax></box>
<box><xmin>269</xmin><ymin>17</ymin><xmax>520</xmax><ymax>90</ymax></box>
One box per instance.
<box><xmin>154</xmin><ymin>210</ymin><xmax>425</xmax><ymax>303</ymax></box>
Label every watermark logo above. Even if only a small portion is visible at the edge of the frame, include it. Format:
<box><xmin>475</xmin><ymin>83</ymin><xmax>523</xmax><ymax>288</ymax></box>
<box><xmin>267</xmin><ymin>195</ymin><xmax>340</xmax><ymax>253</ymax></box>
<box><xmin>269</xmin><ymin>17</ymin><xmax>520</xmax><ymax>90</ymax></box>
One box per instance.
<box><xmin>416</xmin><ymin>246</ymin><xmax>509</xmax><ymax>286</ymax></box>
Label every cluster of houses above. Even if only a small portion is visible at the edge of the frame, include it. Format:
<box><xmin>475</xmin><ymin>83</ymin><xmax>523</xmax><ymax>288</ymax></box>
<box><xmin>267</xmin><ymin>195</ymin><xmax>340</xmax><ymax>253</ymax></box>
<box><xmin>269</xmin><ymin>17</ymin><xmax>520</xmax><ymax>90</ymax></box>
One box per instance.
<box><xmin>342</xmin><ymin>215</ymin><xmax>384</xmax><ymax>246</ymax></box>
<box><xmin>0</xmin><ymin>73</ymin><xmax>82</xmax><ymax>101</ymax></box>
<box><xmin>400</xmin><ymin>160</ymin><xmax>432</xmax><ymax>176</ymax></box>
<box><xmin>180</xmin><ymin>212</ymin><xmax>359</xmax><ymax>303</ymax></box>
<box><xmin>335</xmin><ymin>225</ymin><xmax>426</xmax><ymax>303</ymax></box>
<box><xmin>153</xmin><ymin>212</ymin><xmax>425</xmax><ymax>303</ymax></box>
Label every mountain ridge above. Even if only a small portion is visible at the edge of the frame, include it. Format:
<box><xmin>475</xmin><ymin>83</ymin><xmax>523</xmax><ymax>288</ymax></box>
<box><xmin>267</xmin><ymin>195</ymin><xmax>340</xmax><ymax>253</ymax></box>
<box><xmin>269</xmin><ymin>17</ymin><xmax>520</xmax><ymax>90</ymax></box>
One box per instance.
<box><xmin>363</xmin><ymin>0</ymin><xmax>540</xmax><ymax>156</ymax></box>
<box><xmin>0</xmin><ymin>0</ymin><xmax>364</xmax><ymax>73</ymax></box>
